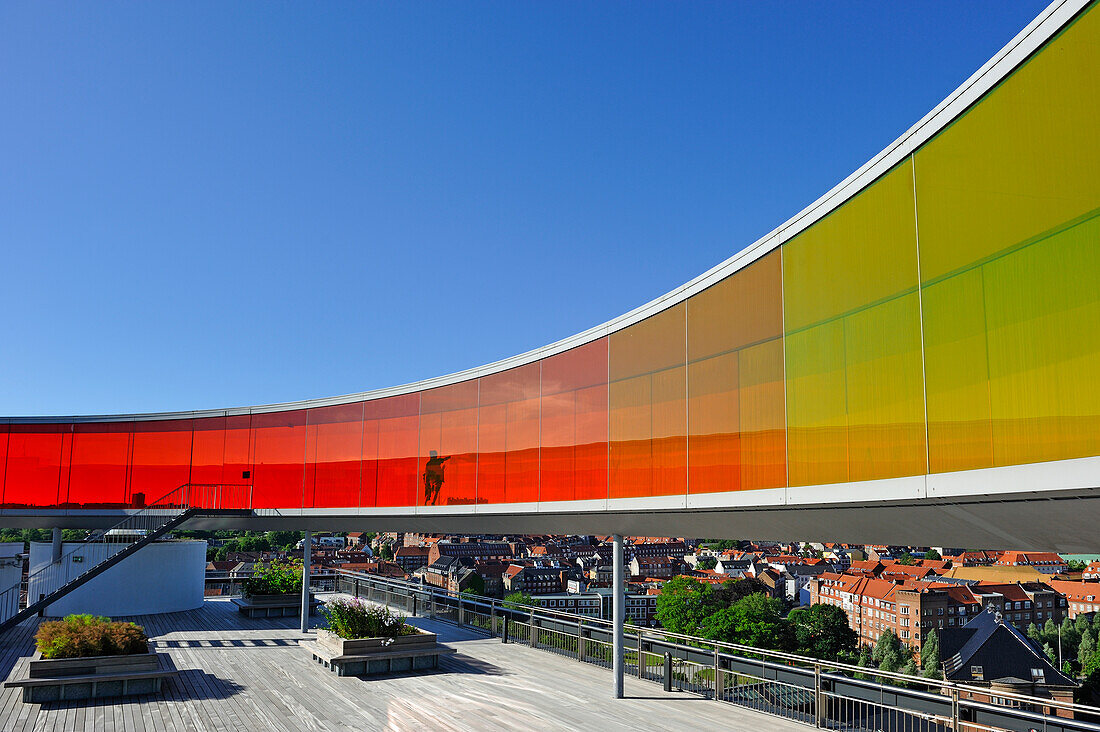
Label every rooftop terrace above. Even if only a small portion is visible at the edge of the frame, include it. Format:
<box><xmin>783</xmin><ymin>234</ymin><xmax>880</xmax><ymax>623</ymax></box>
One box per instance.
<box><xmin>0</xmin><ymin>597</ymin><xmax>803</xmax><ymax>731</ymax></box>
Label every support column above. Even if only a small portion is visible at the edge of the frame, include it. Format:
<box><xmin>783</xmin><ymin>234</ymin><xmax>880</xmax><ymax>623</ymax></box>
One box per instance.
<box><xmin>613</xmin><ymin>533</ymin><xmax>624</xmax><ymax>699</ymax></box>
<box><xmin>51</xmin><ymin>528</ymin><xmax>62</xmax><ymax>563</ymax></box>
<box><xmin>301</xmin><ymin>530</ymin><xmax>311</xmax><ymax>633</ymax></box>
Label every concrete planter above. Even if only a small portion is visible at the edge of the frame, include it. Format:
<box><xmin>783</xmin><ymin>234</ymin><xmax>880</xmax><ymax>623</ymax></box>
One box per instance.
<box><xmin>28</xmin><ymin>643</ymin><xmax>159</xmax><ymax>679</ymax></box>
<box><xmin>304</xmin><ymin>627</ymin><xmax>454</xmax><ymax>677</ymax></box>
<box><xmin>5</xmin><ymin>643</ymin><xmax>177</xmax><ymax>703</ymax></box>
<box><xmin>315</xmin><ymin>628</ymin><xmax>437</xmax><ymax>656</ymax></box>
<box><xmin>232</xmin><ymin>593</ymin><xmax>317</xmax><ymax>618</ymax></box>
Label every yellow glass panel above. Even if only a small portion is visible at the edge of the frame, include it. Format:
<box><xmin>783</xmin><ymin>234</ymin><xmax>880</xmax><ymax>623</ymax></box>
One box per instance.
<box><xmin>783</xmin><ymin>159</ymin><xmax>926</xmax><ymax>486</ymax></box>
<box><xmin>921</xmin><ymin>270</ymin><xmax>994</xmax><ymax>473</ymax></box>
<box><xmin>609</xmin><ymin>304</ymin><xmax>686</xmax><ymax>498</ymax></box>
<box><xmin>917</xmin><ymin>4</ymin><xmax>1100</xmax><ymax>471</ymax></box>
<box><xmin>984</xmin><ymin>216</ymin><xmax>1100</xmax><ymax>465</ymax></box>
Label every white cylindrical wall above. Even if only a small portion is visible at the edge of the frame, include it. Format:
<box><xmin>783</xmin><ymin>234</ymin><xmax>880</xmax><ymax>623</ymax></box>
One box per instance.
<box><xmin>28</xmin><ymin>540</ymin><xmax>206</xmax><ymax>617</ymax></box>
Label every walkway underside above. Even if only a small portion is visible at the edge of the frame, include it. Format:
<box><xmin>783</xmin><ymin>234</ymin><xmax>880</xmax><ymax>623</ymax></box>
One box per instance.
<box><xmin>4</xmin><ymin>486</ymin><xmax>1097</xmax><ymax>552</ymax></box>
<box><xmin>0</xmin><ymin>598</ymin><xmax>803</xmax><ymax>732</ymax></box>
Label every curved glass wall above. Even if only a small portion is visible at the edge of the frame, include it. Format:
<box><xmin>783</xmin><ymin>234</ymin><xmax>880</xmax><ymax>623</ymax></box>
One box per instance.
<box><xmin>1</xmin><ymin>2</ymin><xmax>1097</xmax><ymax>511</ymax></box>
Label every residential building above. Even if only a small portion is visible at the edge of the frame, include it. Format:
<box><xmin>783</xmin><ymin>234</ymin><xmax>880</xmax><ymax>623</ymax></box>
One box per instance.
<box><xmin>994</xmin><ymin>552</ymin><xmax>1068</xmax><ymax>575</ymax></box>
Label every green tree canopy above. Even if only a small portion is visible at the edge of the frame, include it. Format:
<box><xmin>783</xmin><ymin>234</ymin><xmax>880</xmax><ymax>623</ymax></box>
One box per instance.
<box><xmin>873</xmin><ymin>630</ymin><xmax>902</xmax><ymax>665</ymax></box>
<box><xmin>788</xmin><ymin>604</ymin><xmax>857</xmax><ymax>660</ymax></box>
<box><xmin>921</xmin><ymin>630</ymin><xmax>942</xmax><ymax>679</ymax></box>
<box><xmin>923</xmin><ymin>549</ymin><xmax>941</xmax><ymax>561</ymax></box>
<box><xmin>503</xmin><ymin>591</ymin><xmax>534</xmax><ymax>609</ymax></box>
<box><xmin>695</xmin><ymin>556</ymin><xmax>718</xmax><ymax>571</ymax></box>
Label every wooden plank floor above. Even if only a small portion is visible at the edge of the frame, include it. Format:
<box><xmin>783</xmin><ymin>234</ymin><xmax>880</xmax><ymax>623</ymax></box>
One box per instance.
<box><xmin>0</xmin><ymin>597</ymin><xmax>806</xmax><ymax>731</ymax></box>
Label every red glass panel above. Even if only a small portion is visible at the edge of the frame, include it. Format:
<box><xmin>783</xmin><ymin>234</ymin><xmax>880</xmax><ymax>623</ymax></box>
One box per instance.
<box><xmin>305</xmin><ymin>402</ymin><xmax>363</xmax><ymax>508</ymax></box>
<box><xmin>67</xmin><ymin>422</ymin><xmax>131</xmax><ymax>507</ymax></box>
<box><xmin>189</xmin><ymin>415</ymin><xmax>253</xmax><ymax>506</ymax></box>
<box><xmin>478</xmin><ymin>363</ymin><xmax>540</xmax><ymax>504</ymax></box>
<box><xmin>418</xmin><ymin>382</ymin><xmax>478</xmax><ymax>507</ymax></box>
<box><xmin>371</xmin><ymin>394</ymin><xmax>420</xmax><ymax>507</ymax></box>
<box><xmin>541</xmin><ymin>339</ymin><xmax>609</xmax><ymax>502</ymax></box>
<box><xmin>0</xmin><ymin>425</ymin><xmax>7</xmax><ymax>507</ymax></box>
<box><xmin>8</xmin><ymin>424</ymin><xmax>70</xmax><ymax>507</ymax></box>
<box><xmin>251</xmin><ymin>410</ymin><xmax>306</xmax><ymax>509</ymax></box>
<box><xmin>130</xmin><ymin>419</ymin><xmax>193</xmax><ymax>506</ymax></box>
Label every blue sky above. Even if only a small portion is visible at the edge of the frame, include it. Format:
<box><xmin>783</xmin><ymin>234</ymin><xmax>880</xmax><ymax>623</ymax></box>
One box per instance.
<box><xmin>0</xmin><ymin>1</ymin><xmax>1050</xmax><ymax>416</ymax></box>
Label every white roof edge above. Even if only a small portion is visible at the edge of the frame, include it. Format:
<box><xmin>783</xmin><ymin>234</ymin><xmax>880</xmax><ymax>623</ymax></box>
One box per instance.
<box><xmin>3</xmin><ymin>0</ymin><xmax>1087</xmax><ymax>425</ymax></box>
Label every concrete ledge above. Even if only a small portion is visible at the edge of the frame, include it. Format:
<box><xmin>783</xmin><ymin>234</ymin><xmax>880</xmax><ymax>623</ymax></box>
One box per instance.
<box><xmin>301</xmin><ymin>639</ymin><xmax>456</xmax><ymax>677</ymax></box>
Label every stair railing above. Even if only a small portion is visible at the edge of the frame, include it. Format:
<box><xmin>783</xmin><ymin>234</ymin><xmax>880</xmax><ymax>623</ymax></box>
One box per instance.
<box><xmin>0</xmin><ymin>482</ymin><xmax>247</xmax><ymax>623</ymax></box>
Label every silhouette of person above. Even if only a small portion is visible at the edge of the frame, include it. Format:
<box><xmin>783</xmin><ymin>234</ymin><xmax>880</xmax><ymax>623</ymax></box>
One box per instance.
<box><xmin>423</xmin><ymin>450</ymin><xmax>450</xmax><ymax>505</ymax></box>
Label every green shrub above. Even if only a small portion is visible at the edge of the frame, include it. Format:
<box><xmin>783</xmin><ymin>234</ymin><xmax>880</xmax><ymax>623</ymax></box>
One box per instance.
<box><xmin>34</xmin><ymin>614</ymin><xmax>149</xmax><ymax>659</ymax></box>
<box><xmin>242</xmin><ymin>560</ymin><xmax>303</xmax><ymax>597</ymax></box>
<box><xmin>321</xmin><ymin>597</ymin><xmax>417</xmax><ymax>639</ymax></box>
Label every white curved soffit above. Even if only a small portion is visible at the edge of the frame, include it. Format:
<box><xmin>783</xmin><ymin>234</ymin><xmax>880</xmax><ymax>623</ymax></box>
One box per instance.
<box><xmin>5</xmin><ymin>0</ymin><xmax>1089</xmax><ymax>425</ymax></box>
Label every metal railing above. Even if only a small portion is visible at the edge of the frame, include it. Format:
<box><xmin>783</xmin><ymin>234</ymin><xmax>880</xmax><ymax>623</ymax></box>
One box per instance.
<box><xmin>333</xmin><ymin>568</ymin><xmax>1100</xmax><ymax>732</ymax></box>
<box><xmin>0</xmin><ymin>483</ymin><xmax>247</xmax><ymax>623</ymax></box>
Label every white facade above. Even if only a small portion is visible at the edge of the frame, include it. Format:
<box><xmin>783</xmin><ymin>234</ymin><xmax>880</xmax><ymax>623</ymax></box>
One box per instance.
<box><xmin>28</xmin><ymin>540</ymin><xmax>206</xmax><ymax>617</ymax></box>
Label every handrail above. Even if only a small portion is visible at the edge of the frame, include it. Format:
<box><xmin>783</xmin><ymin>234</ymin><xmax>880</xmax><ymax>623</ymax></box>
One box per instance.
<box><xmin>333</xmin><ymin>567</ymin><xmax>1100</xmax><ymax>722</ymax></box>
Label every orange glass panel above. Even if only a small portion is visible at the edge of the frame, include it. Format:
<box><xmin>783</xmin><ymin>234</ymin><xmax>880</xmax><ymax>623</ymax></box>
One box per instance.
<box><xmin>130</xmin><ymin>419</ymin><xmax>193</xmax><ymax>505</ymax></box>
<box><xmin>305</xmin><ymin>402</ymin><xmax>363</xmax><ymax>508</ymax></box>
<box><xmin>541</xmin><ymin>339</ymin><xmax>609</xmax><ymax>503</ymax></box>
<box><xmin>686</xmin><ymin>250</ymin><xmax>784</xmax><ymax>493</ymax></box>
<box><xmin>67</xmin><ymin>422</ymin><xmax>131</xmax><ymax>507</ymax></box>
<box><xmin>4</xmin><ymin>424</ymin><xmax>68</xmax><ymax>507</ymax></box>
<box><xmin>419</xmin><ymin>382</ymin><xmax>478</xmax><ymax>507</ymax></box>
<box><xmin>370</xmin><ymin>394</ymin><xmax>420</xmax><ymax>507</ymax></box>
<box><xmin>251</xmin><ymin>410</ymin><xmax>306</xmax><ymax>509</ymax></box>
<box><xmin>610</xmin><ymin>304</ymin><xmax>687</xmax><ymax>498</ymax></box>
<box><xmin>478</xmin><ymin>363</ymin><xmax>540</xmax><ymax>504</ymax></box>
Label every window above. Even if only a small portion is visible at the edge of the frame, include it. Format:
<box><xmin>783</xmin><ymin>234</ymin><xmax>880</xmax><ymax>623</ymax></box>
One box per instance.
<box><xmin>972</xmin><ymin>666</ymin><xmax>984</xmax><ymax>681</ymax></box>
<box><xmin>1031</xmin><ymin>668</ymin><xmax>1045</xmax><ymax>683</ymax></box>
<box><xmin>937</xmin><ymin>608</ymin><xmax>944</xmax><ymax>615</ymax></box>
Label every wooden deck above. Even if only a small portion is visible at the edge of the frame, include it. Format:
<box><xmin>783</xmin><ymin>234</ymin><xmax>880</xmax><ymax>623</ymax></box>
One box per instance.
<box><xmin>0</xmin><ymin>597</ymin><xmax>806</xmax><ymax>731</ymax></box>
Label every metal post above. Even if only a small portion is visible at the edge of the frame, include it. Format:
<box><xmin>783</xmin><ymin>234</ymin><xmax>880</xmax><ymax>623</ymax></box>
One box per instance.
<box><xmin>300</xmin><ymin>530</ymin><xmax>311</xmax><ymax>633</ymax></box>
<box><xmin>578</xmin><ymin>621</ymin><xmax>587</xmax><ymax>663</ymax></box>
<box><xmin>814</xmin><ymin>663</ymin><xmax>822</xmax><ymax>728</ymax></box>
<box><xmin>502</xmin><ymin>610</ymin><xmax>510</xmax><ymax>644</ymax></box>
<box><xmin>951</xmin><ymin>688</ymin><xmax>959</xmax><ymax>730</ymax></box>
<box><xmin>51</xmin><ymin>528</ymin><xmax>62</xmax><ymax>563</ymax></box>
<box><xmin>664</xmin><ymin>652</ymin><xmax>673</xmax><ymax>692</ymax></box>
<box><xmin>613</xmin><ymin>533</ymin><xmax>624</xmax><ymax>699</ymax></box>
<box><xmin>458</xmin><ymin>595</ymin><xmax>464</xmax><ymax>626</ymax></box>
<box><xmin>638</xmin><ymin>633</ymin><xmax>645</xmax><ymax>679</ymax></box>
<box><xmin>714</xmin><ymin>650</ymin><xmax>721</xmax><ymax>702</ymax></box>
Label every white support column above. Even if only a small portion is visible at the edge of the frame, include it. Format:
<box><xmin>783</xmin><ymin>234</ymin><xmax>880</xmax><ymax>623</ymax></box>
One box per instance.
<box><xmin>51</xmin><ymin>528</ymin><xmax>62</xmax><ymax>563</ymax></box>
<box><xmin>613</xmin><ymin>533</ymin><xmax>624</xmax><ymax>699</ymax></box>
<box><xmin>301</xmin><ymin>530</ymin><xmax>312</xmax><ymax>633</ymax></box>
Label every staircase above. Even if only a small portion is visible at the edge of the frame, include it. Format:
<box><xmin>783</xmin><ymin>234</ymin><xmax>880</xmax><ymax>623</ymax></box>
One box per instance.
<box><xmin>0</xmin><ymin>483</ymin><xmax>245</xmax><ymax>634</ymax></box>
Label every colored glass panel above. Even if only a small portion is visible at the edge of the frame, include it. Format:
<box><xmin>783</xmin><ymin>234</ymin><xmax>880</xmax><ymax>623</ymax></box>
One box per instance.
<box><xmin>783</xmin><ymin>160</ymin><xmax>926</xmax><ymax>486</ymax></box>
<box><xmin>251</xmin><ymin>410</ymin><xmax>306</xmax><ymax>509</ymax></box>
<box><xmin>419</xmin><ymin>382</ymin><xmax>478</xmax><ymax>506</ymax></box>
<box><xmin>541</xmin><ymin>339</ymin><xmax>609</xmax><ymax>503</ymax></box>
<box><xmin>0</xmin><ymin>425</ymin><xmax>6</xmax><ymax>507</ymax></box>
<box><xmin>305</xmin><ymin>402</ymin><xmax>363</xmax><ymax>508</ymax></box>
<box><xmin>370</xmin><ymin>394</ymin><xmax>420</xmax><ymax>507</ymax></box>
<box><xmin>3</xmin><ymin>424</ymin><xmax>67</xmax><ymax>507</ymax></box>
<box><xmin>686</xmin><ymin>250</ymin><xmax>785</xmax><ymax>493</ymax></box>
<box><xmin>610</xmin><ymin>304</ymin><xmax>686</xmax><ymax>498</ymax></box>
<box><xmin>130</xmin><ymin>418</ymin><xmax>193</xmax><ymax>505</ymax></box>
<box><xmin>478</xmin><ymin>363</ymin><xmax>540</xmax><ymax>504</ymax></box>
<box><xmin>67</xmin><ymin>422</ymin><xmax>131</xmax><ymax>507</ymax></box>
<box><xmin>917</xmin><ymin>4</ymin><xmax>1100</xmax><ymax>473</ymax></box>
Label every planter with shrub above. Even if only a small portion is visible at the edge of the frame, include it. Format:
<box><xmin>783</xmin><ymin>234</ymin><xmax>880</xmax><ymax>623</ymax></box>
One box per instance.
<box><xmin>231</xmin><ymin>560</ymin><xmax>317</xmax><ymax>618</ymax></box>
<box><xmin>4</xmin><ymin>614</ymin><xmax>177</xmax><ymax>702</ymax></box>
<box><xmin>303</xmin><ymin>598</ymin><xmax>454</xmax><ymax>676</ymax></box>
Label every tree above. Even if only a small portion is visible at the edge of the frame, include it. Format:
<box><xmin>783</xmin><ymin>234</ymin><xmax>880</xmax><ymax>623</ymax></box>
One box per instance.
<box><xmin>265</xmin><ymin>531</ymin><xmax>303</xmax><ymax>550</ymax></box>
<box><xmin>706</xmin><ymin>593</ymin><xmax>789</xmax><ymax>650</ymax></box>
<box><xmin>695</xmin><ymin>556</ymin><xmax>718</xmax><ymax>571</ymax></box>
<box><xmin>896</xmin><ymin>553</ymin><xmax>915</xmax><ymax>566</ymax></box>
<box><xmin>921</xmin><ymin>630</ymin><xmax>942</xmax><ymax>678</ymax></box>
<box><xmin>879</xmin><ymin>647</ymin><xmax>904</xmax><ymax>674</ymax></box>
<box><xmin>873</xmin><ymin>630</ymin><xmax>901</xmax><ymax>665</ymax></box>
<box><xmin>855</xmin><ymin>646</ymin><xmax>873</xmax><ymax>679</ymax></box>
<box><xmin>923</xmin><ymin>549</ymin><xmax>942</xmax><ymax>561</ymax></box>
<box><xmin>1080</xmin><ymin>629</ymin><xmax>1097</xmax><ymax>671</ymax></box>
<box><xmin>788</xmin><ymin>604</ymin><xmax>857</xmax><ymax>660</ymax></box>
<box><xmin>462</xmin><ymin>572</ymin><xmax>485</xmax><ymax>596</ymax></box>
<box><xmin>1077</xmin><ymin>615</ymin><xmax>1091</xmax><ymax>634</ymax></box>
<box><xmin>899</xmin><ymin>657</ymin><xmax>919</xmax><ymax>681</ymax></box>
<box><xmin>1061</xmin><ymin>617</ymin><xmax>1082</xmax><ymax>662</ymax></box>
<box><xmin>378</xmin><ymin>544</ymin><xmax>394</xmax><ymax>561</ymax></box>
<box><xmin>1044</xmin><ymin>642</ymin><xmax>1057</xmax><ymax>665</ymax></box>
<box><xmin>1027</xmin><ymin>622</ymin><xmax>1042</xmax><ymax>645</ymax></box>
<box><xmin>503</xmin><ymin>592</ymin><xmax>534</xmax><ymax>609</ymax></box>
<box><xmin>655</xmin><ymin>576</ymin><xmax>715</xmax><ymax>636</ymax></box>
<box><xmin>1067</xmin><ymin>559</ymin><xmax>1088</xmax><ymax>572</ymax></box>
